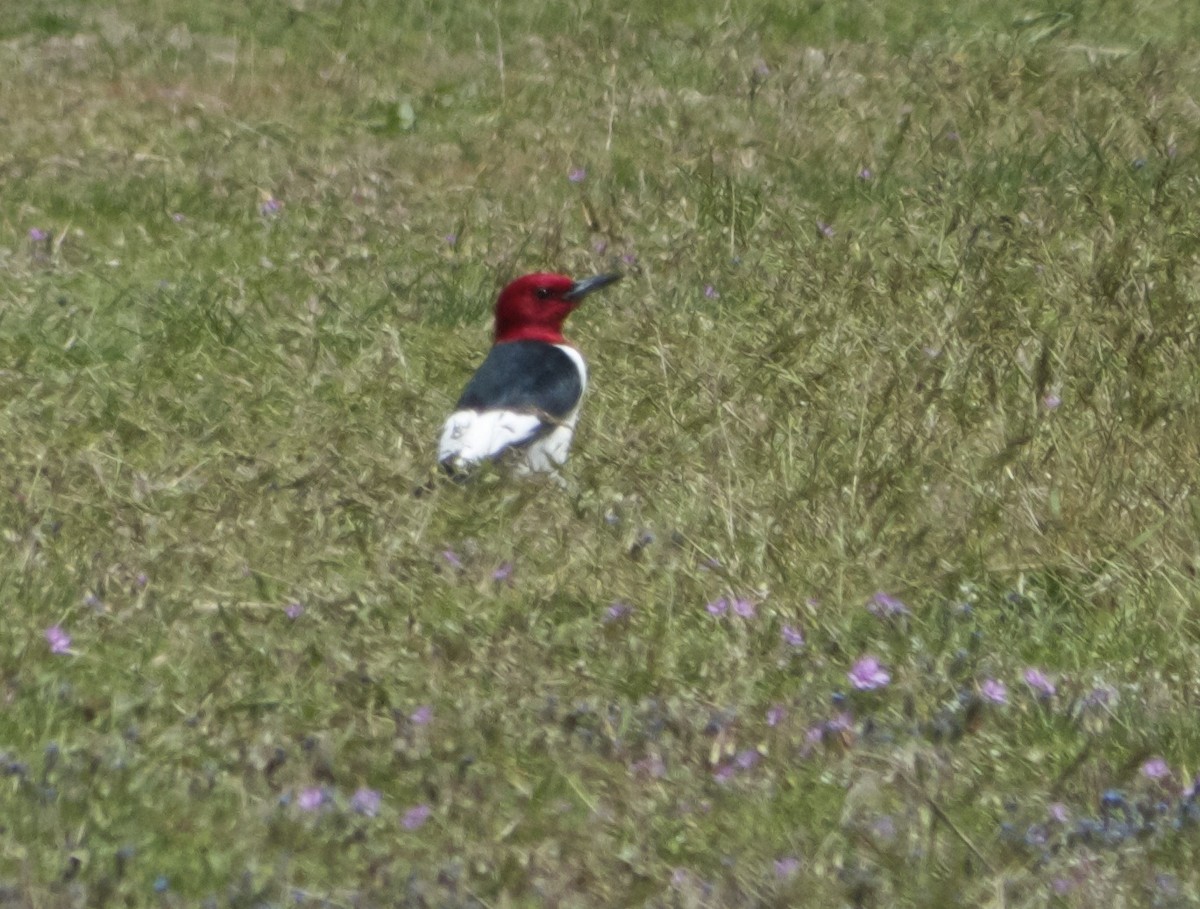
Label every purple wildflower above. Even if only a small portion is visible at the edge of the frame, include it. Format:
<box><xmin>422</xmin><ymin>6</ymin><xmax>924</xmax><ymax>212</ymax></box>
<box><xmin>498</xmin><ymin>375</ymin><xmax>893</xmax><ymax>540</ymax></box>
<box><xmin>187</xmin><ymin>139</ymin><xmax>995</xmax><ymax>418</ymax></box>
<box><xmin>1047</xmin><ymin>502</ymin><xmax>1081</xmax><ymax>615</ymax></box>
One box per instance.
<box><xmin>827</xmin><ymin>711</ymin><xmax>853</xmax><ymax>734</ymax></box>
<box><xmin>871</xmin><ymin>815</ymin><xmax>897</xmax><ymax>841</ymax></box>
<box><xmin>568</xmin><ymin>167</ymin><xmax>586</xmax><ymax>183</ymax></box>
<box><xmin>297</xmin><ymin>787</ymin><xmax>326</xmax><ymax>811</ymax></box>
<box><xmin>945</xmin><ymin>130</ymin><xmax>960</xmax><ymax>143</ymax></box>
<box><xmin>980</xmin><ymin>678</ymin><xmax>1008</xmax><ymax>705</ymax></box>
<box><xmin>1023</xmin><ymin>668</ymin><xmax>1057</xmax><ymax>699</ymax></box>
<box><xmin>1081</xmin><ymin>685</ymin><xmax>1116</xmax><ymax>709</ymax></box>
<box><xmin>867</xmin><ymin>591</ymin><xmax>910</xmax><ymax>618</ymax></box>
<box><xmin>350</xmin><ymin>787</ymin><xmax>382</xmax><ymax>817</ymax></box>
<box><xmin>1042</xmin><ymin>392</ymin><xmax>1062</xmax><ymax>410</ymax></box>
<box><xmin>593</xmin><ymin>239</ymin><xmax>608</xmax><ymax>255</ymax></box>
<box><xmin>45</xmin><ymin>625</ymin><xmax>72</xmax><ymax>654</ymax></box>
<box><xmin>706</xmin><ymin>598</ymin><xmax>728</xmax><ymax>617</ymax></box>
<box><xmin>401</xmin><ymin>804</ymin><xmax>431</xmax><ymax>830</ymax></box>
<box><xmin>781</xmin><ymin>624</ymin><xmax>805</xmax><ymax>647</ymax></box>
<box><xmin>171</xmin><ymin>212</ymin><xmax>185</xmax><ymax>223</ymax></box>
<box><xmin>631</xmin><ymin>753</ymin><xmax>666</xmax><ymax>779</ymax></box>
<box><xmin>774</xmin><ymin>856</ymin><xmax>800</xmax><ymax>879</ymax></box>
<box><xmin>1047</xmin><ymin>802</ymin><xmax>1069</xmax><ymax>824</ymax></box>
<box><xmin>604</xmin><ymin>602</ymin><xmax>633</xmax><ymax>623</ymax></box>
<box><xmin>753</xmin><ymin>61</ymin><xmax>771</xmax><ymax>79</ymax></box>
<box><xmin>712</xmin><ymin>764</ymin><xmax>737</xmax><ymax>783</ymax></box>
<box><xmin>734</xmin><ymin>749</ymin><xmax>761</xmax><ymax>771</ymax></box>
<box><xmin>704</xmin><ymin>284</ymin><xmax>719</xmax><ymax>299</ymax></box>
<box><xmin>491</xmin><ymin>561</ymin><xmax>514</xmax><ymax>582</ymax></box>
<box><xmin>848</xmin><ymin>656</ymin><xmax>890</xmax><ymax>690</ymax></box>
<box><xmin>857</xmin><ymin>167</ymin><xmax>873</xmax><ymax>181</ymax></box>
<box><xmin>284</xmin><ymin>602</ymin><xmax>304</xmax><ymax>620</ymax></box>
<box><xmin>444</xmin><ymin>233</ymin><xmax>457</xmax><ymax>246</ymax></box>
<box><xmin>29</xmin><ymin>227</ymin><xmax>49</xmax><ymax>242</ymax></box>
<box><xmin>1051</xmin><ymin>878</ymin><xmax>1074</xmax><ymax>896</ymax></box>
<box><xmin>410</xmin><ymin>705</ymin><xmax>433</xmax><ymax>726</ymax></box>
<box><xmin>816</xmin><ymin>221</ymin><xmax>835</xmax><ymax>239</ymax></box>
<box><xmin>441</xmin><ymin>549</ymin><xmax>464</xmax><ymax>570</ymax></box>
<box><xmin>766</xmin><ymin>704</ymin><xmax>785</xmax><ymax>727</ymax></box>
<box><xmin>731</xmin><ymin>597</ymin><xmax>756</xmax><ymax>619</ymax></box>
<box><xmin>620</xmin><ymin>252</ymin><xmax>637</xmax><ymax>266</ymax></box>
<box><xmin>1141</xmin><ymin>757</ymin><xmax>1171</xmax><ymax>781</ymax></box>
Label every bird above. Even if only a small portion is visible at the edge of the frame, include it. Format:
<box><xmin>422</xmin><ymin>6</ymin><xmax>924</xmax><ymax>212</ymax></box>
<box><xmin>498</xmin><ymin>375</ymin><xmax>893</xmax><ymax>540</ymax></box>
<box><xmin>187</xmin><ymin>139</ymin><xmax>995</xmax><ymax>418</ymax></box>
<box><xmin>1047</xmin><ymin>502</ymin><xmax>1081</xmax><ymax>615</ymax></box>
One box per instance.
<box><xmin>438</xmin><ymin>271</ymin><xmax>622</xmax><ymax>476</ymax></box>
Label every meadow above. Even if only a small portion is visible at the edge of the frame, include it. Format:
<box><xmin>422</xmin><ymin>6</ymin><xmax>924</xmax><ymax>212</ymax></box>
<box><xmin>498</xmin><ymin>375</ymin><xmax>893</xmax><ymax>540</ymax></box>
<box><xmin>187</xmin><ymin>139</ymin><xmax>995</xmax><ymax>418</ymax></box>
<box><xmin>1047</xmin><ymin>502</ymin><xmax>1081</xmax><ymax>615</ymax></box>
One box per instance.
<box><xmin>3</xmin><ymin>0</ymin><xmax>1200</xmax><ymax>905</ymax></box>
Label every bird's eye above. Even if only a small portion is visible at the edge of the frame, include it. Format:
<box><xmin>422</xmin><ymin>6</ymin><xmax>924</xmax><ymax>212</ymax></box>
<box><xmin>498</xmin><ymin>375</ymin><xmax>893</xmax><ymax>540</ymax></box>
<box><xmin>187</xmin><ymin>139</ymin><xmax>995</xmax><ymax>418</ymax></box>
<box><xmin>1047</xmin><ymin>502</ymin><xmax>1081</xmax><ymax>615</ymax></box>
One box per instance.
<box><xmin>535</xmin><ymin>287</ymin><xmax>551</xmax><ymax>300</ymax></box>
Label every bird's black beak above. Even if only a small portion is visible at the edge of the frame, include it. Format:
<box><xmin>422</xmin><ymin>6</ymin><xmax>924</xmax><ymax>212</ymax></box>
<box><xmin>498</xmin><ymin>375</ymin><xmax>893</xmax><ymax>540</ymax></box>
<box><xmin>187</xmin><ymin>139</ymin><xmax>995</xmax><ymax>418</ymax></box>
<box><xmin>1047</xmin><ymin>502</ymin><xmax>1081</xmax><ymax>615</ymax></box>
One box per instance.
<box><xmin>564</xmin><ymin>272</ymin><xmax>622</xmax><ymax>302</ymax></box>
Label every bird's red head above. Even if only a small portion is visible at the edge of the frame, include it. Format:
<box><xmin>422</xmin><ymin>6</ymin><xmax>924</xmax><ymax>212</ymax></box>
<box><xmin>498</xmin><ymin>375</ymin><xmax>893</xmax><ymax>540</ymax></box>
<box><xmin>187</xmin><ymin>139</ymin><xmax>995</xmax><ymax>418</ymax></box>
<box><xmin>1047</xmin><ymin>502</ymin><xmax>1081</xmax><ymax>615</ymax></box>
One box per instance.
<box><xmin>493</xmin><ymin>272</ymin><xmax>621</xmax><ymax>345</ymax></box>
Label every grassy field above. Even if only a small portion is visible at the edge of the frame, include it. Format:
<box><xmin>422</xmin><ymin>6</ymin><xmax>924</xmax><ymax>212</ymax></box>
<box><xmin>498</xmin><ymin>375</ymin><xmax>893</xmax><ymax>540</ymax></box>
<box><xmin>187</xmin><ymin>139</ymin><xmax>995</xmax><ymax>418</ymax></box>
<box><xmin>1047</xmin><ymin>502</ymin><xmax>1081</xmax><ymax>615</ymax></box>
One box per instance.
<box><xmin>3</xmin><ymin>1</ymin><xmax>1200</xmax><ymax>905</ymax></box>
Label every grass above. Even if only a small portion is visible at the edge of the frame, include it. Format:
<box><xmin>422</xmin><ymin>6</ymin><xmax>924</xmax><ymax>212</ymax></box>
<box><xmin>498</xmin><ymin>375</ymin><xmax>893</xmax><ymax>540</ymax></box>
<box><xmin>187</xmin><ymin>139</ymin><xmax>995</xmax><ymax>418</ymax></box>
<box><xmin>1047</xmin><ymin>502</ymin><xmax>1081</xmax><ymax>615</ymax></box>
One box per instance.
<box><xmin>3</xmin><ymin>0</ymin><xmax>1200</xmax><ymax>905</ymax></box>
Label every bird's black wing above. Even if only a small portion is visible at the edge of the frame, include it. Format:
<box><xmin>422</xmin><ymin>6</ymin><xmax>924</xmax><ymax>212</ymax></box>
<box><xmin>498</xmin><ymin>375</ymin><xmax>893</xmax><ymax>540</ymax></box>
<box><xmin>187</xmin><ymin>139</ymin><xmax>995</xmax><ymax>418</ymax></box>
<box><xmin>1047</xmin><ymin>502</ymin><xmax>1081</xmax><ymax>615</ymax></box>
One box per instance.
<box><xmin>455</xmin><ymin>341</ymin><xmax>583</xmax><ymax>419</ymax></box>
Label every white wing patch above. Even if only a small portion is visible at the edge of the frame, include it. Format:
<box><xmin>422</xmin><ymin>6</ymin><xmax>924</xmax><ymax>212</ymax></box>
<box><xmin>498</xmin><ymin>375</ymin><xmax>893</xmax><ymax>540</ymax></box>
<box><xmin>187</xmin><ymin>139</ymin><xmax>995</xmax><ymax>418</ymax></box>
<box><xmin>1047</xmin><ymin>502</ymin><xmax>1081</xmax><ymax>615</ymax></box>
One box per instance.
<box><xmin>439</xmin><ymin>409</ymin><xmax>544</xmax><ymax>464</ymax></box>
<box><xmin>438</xmin><ymin>409</ymin><xmax>581</xmax><ymax>474</ymax></box>
<box><xmin>439</xmin><ymin>344</ymin><xmax>587</xmax><ymax>475</ymax></box>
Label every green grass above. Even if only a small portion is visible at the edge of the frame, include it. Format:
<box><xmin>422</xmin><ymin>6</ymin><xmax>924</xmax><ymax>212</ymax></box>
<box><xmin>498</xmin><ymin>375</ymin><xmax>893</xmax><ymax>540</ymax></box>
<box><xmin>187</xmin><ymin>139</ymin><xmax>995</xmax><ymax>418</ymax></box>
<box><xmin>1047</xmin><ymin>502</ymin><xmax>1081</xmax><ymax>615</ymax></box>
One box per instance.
<box><xmin>3</xmin><ymin>1</ymin><xmax>1200</xmax><ymax>905</ymax></box>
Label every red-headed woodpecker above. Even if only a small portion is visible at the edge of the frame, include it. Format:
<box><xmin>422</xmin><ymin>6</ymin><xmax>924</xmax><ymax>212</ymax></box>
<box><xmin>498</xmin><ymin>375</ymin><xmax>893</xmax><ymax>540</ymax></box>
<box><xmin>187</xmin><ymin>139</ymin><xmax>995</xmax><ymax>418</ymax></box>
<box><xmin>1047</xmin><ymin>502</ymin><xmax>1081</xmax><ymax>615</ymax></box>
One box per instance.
<box><xmin>438</xmin><ymin>271</ymin><xmax>622</xmax><ymax>475</ymax></box>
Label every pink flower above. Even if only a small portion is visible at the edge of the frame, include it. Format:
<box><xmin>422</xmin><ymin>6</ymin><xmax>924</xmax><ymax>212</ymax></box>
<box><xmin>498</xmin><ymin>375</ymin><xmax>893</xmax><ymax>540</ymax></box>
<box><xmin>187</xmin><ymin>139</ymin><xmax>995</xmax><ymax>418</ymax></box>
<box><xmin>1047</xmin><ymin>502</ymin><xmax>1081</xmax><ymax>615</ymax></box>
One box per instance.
<box><xmin>45</xmin><ymin>625</ymin><xmax>71</xmax><ymax>654</ymax></box>
<box><xmin>848</xmin><ymin>656</ymin><xmax>890</xmax><ymax>690</ymax></box>
<box><xmin>401</xmin><ymin>804</ymin><xmax>432</xmax><ymax>830</ymax></box>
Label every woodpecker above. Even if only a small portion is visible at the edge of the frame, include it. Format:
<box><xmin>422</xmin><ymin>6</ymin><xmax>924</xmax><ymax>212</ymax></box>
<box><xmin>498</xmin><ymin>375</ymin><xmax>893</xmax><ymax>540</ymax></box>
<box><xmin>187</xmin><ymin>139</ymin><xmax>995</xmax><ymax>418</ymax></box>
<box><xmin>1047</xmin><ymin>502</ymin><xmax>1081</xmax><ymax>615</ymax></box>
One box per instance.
<box><xmin>438</xmin><ymin>271</ymin><xmax>622</xmax><ymax>476</ymax></box>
